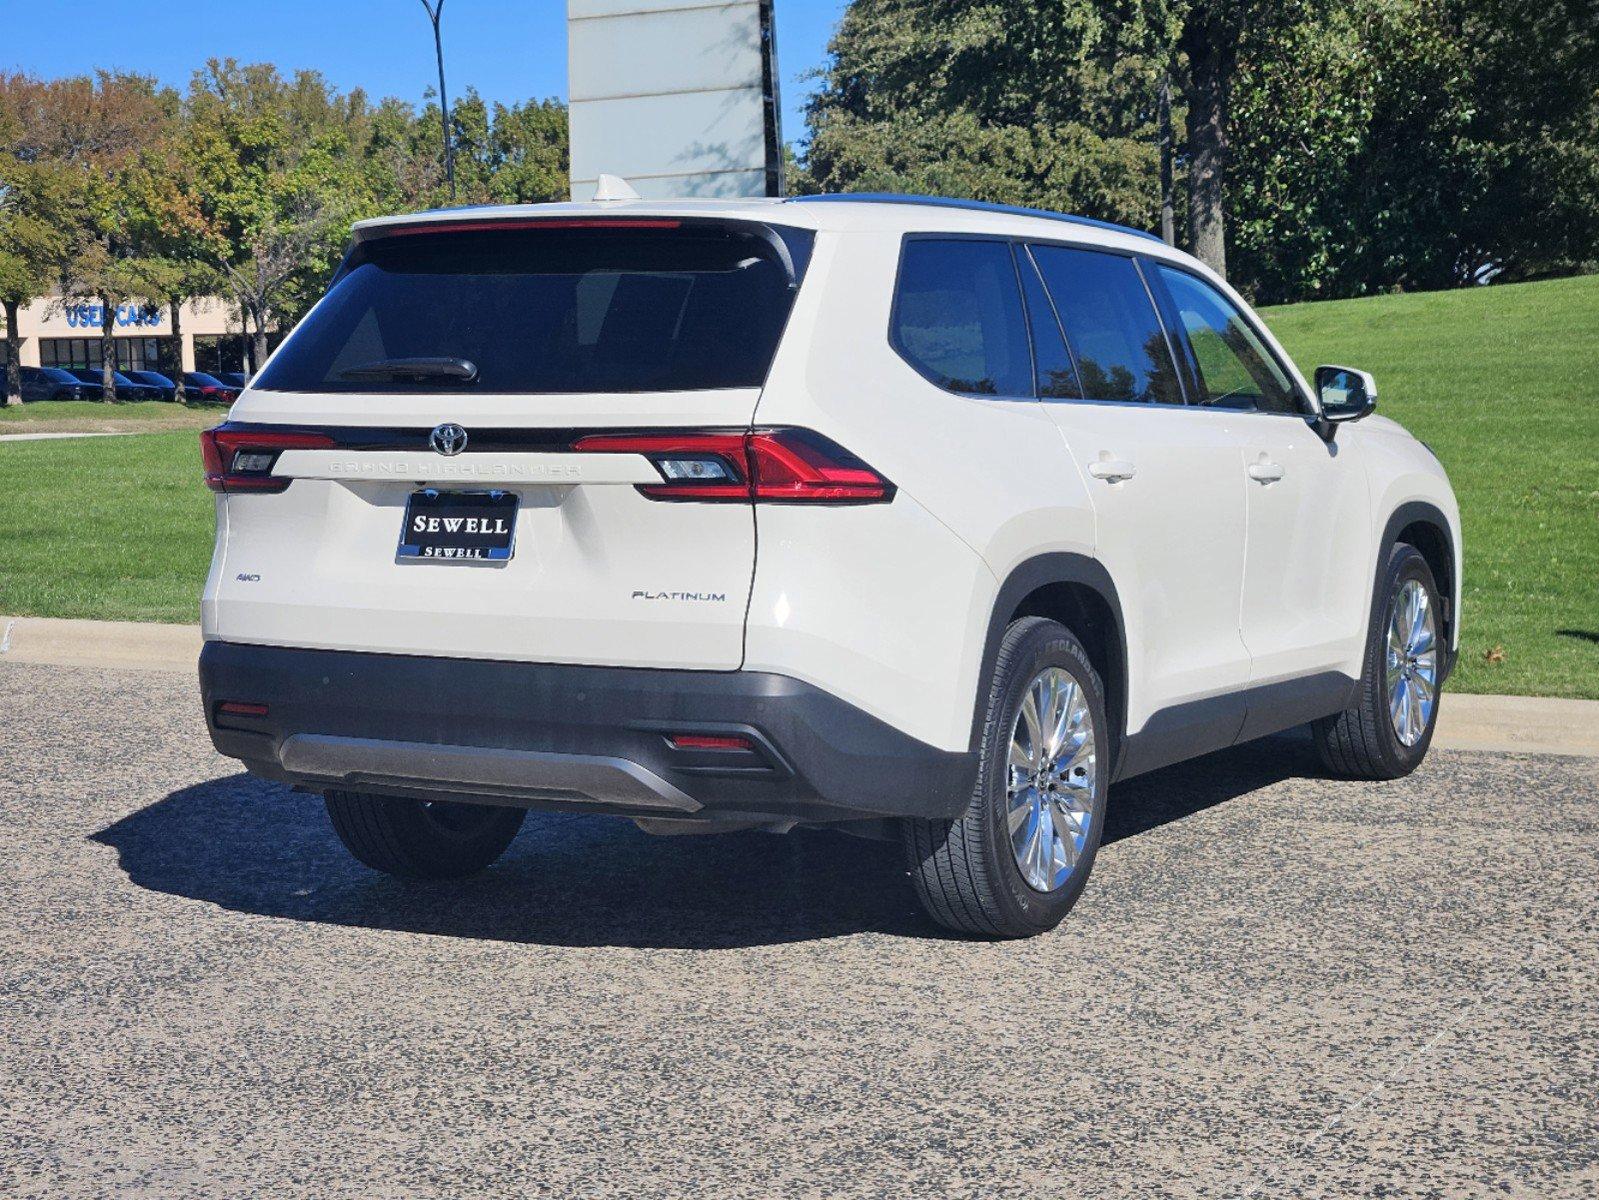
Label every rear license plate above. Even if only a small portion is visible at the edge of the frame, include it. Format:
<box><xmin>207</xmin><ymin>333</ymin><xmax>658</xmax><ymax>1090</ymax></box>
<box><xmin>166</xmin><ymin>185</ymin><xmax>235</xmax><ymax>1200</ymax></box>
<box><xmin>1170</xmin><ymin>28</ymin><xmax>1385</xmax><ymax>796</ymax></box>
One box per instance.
<box><xmin>398</xmin><ymin>490</ymin><xmax>518</xmax><ymax>562</ymax></box>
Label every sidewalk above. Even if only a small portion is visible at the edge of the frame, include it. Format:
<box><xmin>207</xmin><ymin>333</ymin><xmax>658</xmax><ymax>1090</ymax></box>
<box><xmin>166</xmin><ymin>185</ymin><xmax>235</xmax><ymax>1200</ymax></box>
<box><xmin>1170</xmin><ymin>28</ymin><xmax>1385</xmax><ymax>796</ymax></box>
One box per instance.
<box><xmin>3</xmin><ymin>614</ymin><xmax>1596</xmax><ymax>758</ymax></box>
<box><xmin>0</xmin><ymin>430</ymin><xmax>136</xmax><ymax>442</ymax></box>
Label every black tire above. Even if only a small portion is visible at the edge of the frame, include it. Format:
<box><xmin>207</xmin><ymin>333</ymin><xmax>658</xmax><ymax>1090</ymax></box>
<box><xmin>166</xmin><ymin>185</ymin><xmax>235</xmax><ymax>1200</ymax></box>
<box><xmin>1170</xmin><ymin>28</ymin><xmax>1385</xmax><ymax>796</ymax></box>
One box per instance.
<box><xmin>902</xmin><ymin>617</ymin><xmax>1110</xmax><ymax>938</ymax></box>
<box><xmin>324</xmin><ymin>791</ymin><xmax>526</xmax><ymax>879</ymax></box>
<box><xmin>1313</xmin><ymin>542</ymin><xmax>1443</xmax><ymax>780</ymax></box>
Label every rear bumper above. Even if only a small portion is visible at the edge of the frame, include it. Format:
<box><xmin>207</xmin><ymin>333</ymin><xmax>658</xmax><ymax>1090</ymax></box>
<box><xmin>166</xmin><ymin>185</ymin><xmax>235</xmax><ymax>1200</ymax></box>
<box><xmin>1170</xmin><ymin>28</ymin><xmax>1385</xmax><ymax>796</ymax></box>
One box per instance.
<box><xmin>199</xmin><ymin>642</ymin><xmax>978</xmax><ymax>824</ymax></box>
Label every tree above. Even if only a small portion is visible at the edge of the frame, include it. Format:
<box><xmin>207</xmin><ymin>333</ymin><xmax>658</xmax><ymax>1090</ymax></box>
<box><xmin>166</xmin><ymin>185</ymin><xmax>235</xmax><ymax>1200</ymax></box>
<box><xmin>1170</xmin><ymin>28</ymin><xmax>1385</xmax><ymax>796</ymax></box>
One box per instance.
<box><xmin>183</xmin><ymin>62</ymin><xmax>371</xmax><ymax>363</ymax></box>
<box><xmin>0</xmin><ymin>171</ymin><xmax>66</xmax><ymax>405</ymax></box>
<box><xmin>7</xmin><ymin>71</ymin><xmax>179</xmax><ymax>400</ymax></box>
<box><xmin>804</xmin><ymin>0</ymin><xmax>1172</xmax><ymax>230</ymax></box>
<box><xmin>449</xmin><ymin>89</ymin><xmax>568</xmax><ymax>204</ymax></box>
<box><xmin>1227</xmin><ymin>0</ymin><xmax>1599</xmax><ymax>300</ymax></box>
<box><xmin>120</xmin><ymin>142</ymin><xmax>220</xmax><ymax>402</ymax></box>
<box><xmin>4</xmin><ymin>63</ymin><xmax>575</xmax><ymax>395</ymax></box>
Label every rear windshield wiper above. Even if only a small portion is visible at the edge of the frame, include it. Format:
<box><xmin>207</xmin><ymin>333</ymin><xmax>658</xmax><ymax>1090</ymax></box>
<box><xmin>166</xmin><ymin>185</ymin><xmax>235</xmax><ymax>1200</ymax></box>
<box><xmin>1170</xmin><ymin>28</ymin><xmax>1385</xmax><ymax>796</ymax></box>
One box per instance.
<box><xmin>338</xmin><ymin>357</ymin><xmax>479</xmax><ymax>384</ymax></box>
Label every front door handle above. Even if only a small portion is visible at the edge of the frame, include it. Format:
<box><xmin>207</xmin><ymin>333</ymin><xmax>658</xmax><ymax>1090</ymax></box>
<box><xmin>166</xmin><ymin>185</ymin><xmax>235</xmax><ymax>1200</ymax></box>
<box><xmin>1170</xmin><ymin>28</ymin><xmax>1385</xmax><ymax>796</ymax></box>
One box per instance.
<box><xmin>1247</xmin><ymin>460</ymin><xmax>1285</xmax><ymax>483</ymax></box>
<box><xmin>1088</xmin><ymin>459</ymin><xmax>1138</xmax><ymax>483</ymax></box>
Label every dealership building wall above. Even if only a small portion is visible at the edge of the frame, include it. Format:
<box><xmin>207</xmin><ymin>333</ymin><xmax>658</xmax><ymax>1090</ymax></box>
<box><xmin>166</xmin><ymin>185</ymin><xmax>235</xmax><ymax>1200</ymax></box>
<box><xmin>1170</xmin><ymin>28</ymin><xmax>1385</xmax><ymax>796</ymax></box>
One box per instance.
<box><xmin>0</xmin><ymin>294</ymin><xmax>273</xmax><ymax>376</ymax></box>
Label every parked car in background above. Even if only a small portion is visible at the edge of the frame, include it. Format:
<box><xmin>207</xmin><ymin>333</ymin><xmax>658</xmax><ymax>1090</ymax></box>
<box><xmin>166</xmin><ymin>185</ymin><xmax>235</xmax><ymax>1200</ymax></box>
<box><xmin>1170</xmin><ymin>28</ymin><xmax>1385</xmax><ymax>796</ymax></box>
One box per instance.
<box><xmin>214</xmin><ymin>371</ymin><xmax>250</xmax><ymax>390</ymax></box>
<box><xmin>16</xmin><ymin>366</ymin><xmax>95</xmax><ymax>401</ymax></box>
<box><xmin>183</xmin><ymin>372</ymin><xmax>241</xmax><ymax>403</ymax></box>
<box><xmin>67</xmin><ymin>368</ymin><xmax>162</xmax><ymax>402</ymax></box>
<box><xmin>127</xmin><ymin>370</ymin><xmax>178</xmax><ymax>401</ymax></box>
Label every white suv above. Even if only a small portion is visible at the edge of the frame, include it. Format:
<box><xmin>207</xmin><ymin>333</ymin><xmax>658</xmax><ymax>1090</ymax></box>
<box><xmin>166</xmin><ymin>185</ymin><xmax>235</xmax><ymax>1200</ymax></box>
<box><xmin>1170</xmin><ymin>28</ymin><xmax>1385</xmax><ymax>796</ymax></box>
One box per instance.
<box><xmin>199</xmin><ymin>194</ymin><xmax>1460</xmax><ymax>937</ymax></box>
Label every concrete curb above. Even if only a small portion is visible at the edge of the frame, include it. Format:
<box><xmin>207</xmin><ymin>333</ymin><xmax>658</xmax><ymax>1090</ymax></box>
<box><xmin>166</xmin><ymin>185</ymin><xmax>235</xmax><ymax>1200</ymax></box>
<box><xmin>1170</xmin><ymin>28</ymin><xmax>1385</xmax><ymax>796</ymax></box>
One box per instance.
<box><xmin>0</xmin><ymin>615</ymin><xmax>201</xmax><ymax>675</ymax></box>
<box><xmin>3</xmin><ymin>614</ymin><xmax>1596</xmax><ymax>757</ymax></box>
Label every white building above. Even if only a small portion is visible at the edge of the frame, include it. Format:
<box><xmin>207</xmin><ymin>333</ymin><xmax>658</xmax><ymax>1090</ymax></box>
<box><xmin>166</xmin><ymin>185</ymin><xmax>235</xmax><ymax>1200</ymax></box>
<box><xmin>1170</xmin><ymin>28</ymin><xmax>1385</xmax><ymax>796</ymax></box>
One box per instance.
<box><xmin>0</xmin><ymin>294</ymin><xmax>269</xmax><ymax>376</ymax></box>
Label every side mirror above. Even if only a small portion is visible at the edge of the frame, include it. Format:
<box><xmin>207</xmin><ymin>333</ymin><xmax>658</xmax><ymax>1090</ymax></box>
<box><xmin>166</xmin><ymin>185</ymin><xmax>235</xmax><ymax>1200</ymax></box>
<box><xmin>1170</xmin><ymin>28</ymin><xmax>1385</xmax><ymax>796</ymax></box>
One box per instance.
<box><xmin>1313</xmin><ymin>365</ymin><xmax>1377</xmax><ymax>439</ymax></box>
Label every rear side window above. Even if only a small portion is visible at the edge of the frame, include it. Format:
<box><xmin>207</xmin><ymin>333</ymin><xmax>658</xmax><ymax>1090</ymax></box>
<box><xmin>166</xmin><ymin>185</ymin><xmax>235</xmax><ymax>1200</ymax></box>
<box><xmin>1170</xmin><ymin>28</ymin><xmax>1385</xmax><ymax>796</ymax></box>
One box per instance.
<box><xmin>254</xmin><ymin>224</ymin><xmax>807</xmax><ymax>394</ymax></box>
<box><xmin>1029</xmin><ymin>245</ymin><xmax>1184</xmax><ymax>405</ymax></box>
<box><xmin>1153</xmin><ymin>266</ymin><xmax>1302</xmax><ymax>414</ymax></box>
<box><xmin>891</xmin><ymin>239</ymin><xmax>1033</xmax><ymax>398</ymax></box>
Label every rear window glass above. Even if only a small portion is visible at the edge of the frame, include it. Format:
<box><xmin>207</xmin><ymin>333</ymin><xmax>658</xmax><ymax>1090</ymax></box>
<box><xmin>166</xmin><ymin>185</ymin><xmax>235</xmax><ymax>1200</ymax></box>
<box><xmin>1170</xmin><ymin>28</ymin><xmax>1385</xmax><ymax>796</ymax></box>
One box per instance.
<box><xmin>254</xmin><ymin>224</ymin><xmax>807</xmax><ymax>394</ymax></box>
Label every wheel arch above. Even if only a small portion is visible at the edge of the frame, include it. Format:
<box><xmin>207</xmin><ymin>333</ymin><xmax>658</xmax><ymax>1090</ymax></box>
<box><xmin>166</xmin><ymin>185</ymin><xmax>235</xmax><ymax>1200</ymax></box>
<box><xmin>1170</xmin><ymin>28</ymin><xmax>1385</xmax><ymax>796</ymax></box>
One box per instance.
<box><xmin>1380</xmin><ymin>500</ymin><xmax>1458</xmax><ymax>679</ymax></box>
<box><xmin>977</xmin><ymin>554</ymin><xmax>1130</xmax><ymax>779</ymax></box>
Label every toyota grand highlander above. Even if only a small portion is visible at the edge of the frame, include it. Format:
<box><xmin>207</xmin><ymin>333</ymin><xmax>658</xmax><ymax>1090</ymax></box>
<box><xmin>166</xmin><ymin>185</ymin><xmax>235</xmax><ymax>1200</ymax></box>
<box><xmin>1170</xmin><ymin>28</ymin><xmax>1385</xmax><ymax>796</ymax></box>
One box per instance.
<box><xmin>198</xmin><ymin>193</ymin><xmax>1460</xmax><ymax>938</ymax></box>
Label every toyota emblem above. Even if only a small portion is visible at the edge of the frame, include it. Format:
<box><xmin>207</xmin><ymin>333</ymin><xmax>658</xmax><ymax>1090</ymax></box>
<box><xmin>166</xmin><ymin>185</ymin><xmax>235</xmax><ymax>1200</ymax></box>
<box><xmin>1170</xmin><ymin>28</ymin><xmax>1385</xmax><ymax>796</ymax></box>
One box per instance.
<box><xmin>430</xmin><ymin>423</ymin><xmax>468</xmax><ymax>456</ymax></box>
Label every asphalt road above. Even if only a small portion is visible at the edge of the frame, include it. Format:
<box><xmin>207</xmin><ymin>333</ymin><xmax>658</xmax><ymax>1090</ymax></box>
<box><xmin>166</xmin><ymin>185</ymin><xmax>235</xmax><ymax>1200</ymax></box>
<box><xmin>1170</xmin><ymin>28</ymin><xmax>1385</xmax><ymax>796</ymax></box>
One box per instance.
<box><xmin>2</xmin><ymin>660</ymin><xmax>1596</xmax><ymax>1199</ymax></box>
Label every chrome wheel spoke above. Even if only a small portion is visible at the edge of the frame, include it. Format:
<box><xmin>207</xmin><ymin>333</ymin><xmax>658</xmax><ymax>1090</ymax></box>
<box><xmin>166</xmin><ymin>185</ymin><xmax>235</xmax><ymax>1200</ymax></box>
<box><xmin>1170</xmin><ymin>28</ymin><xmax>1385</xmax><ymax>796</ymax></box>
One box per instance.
<box><xmin>1408</xmin><ymin>588</ymin><xmax>1430</xmax><ymax>648</ymax></box>
<box><xmin>1019</xmin><ymin>690</ymin><xmax>1043</xmax><ymax>764</ymax></box>
<box><xmin>1008</xmin><ymin>788</ymin><xmax>1038</xmax><ymax>839</ymax></box>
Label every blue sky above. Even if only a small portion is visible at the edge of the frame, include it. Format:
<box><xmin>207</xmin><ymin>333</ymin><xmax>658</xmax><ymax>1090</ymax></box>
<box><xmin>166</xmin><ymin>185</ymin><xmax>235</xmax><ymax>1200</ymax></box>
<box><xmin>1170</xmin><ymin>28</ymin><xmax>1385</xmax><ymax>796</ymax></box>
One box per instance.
<box><xmin>2</xmin><ymin>0</ymin><xmax>848</xmax><ymax>146</ymax></box>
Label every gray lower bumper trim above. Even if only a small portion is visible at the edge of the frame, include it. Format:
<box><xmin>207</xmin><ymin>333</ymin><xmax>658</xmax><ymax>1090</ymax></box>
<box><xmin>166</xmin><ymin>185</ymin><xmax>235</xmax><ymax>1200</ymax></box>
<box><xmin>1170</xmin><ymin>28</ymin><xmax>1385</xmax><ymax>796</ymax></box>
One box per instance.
<box><xmin>277</xmin><ymin>734</ymin><xmax>701</xmax><ymax>812</ymax></box>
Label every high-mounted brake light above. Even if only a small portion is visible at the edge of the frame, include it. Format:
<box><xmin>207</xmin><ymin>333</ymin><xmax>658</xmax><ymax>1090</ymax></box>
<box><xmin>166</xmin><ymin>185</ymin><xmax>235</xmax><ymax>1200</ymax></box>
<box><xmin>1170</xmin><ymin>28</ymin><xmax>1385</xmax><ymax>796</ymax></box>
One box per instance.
<box><xmin>201</xmin><ymin>426</ymin><xmax>335</xmax><ymax>493</ymax></box>
<box><xmin>373</xmin><ymin>218</ymin><xmax>683</xmax><ymax>240</ymax></box>
<box><xmin>572</xmin><ymin>429</ymin><xmax>892</xmax><ymax>504</ymax></box>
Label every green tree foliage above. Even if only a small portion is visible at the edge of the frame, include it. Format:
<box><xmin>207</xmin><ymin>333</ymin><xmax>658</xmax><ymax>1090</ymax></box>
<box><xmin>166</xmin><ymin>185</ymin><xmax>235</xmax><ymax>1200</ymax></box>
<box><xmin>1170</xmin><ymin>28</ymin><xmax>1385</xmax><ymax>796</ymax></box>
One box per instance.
<box><xmin>0</xmin><ymin>198</ymin><xmax>62</xmax><ymax>405</ymax></box>
<box><xmin>806</xmin><ymin>0</ymin><xmax>1599</xmax><ymax>301</ymax></box>
<box><xmin>441</xmin><ymin>89</ymin><xmax>570</xmax><ymax>205</ymax></box>
<box><xmin>804</xmin><ymin>0</ymin><xmax>1171</xmax><ymax>228</ymax></box>
<box><xmin>0</xmin><ymin>64</ymin><xmax>570</xmax><ymax>396</ymax></box>
<box><xmin>0</xmin><ymin>71</ymin><xmax>182</xmax><ymax>400</ymax></box>
<box><xmin>1232</xmin><ymin>0</ymin><xmax>1599</xmax><ymax>301</ymax></box>
<box><xmin>182</xmin><ymin>64</ymin><xmax>571</xmax><ymax>350</ymax></box>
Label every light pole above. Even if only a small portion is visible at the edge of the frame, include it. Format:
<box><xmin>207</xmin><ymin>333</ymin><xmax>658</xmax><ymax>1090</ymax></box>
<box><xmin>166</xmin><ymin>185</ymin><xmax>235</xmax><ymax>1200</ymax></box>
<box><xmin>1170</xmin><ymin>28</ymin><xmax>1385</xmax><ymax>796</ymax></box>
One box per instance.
<box><xmin>419</xmin><ymin>0</ymin><xmax>456</xmax><ymax>201</ymax></box>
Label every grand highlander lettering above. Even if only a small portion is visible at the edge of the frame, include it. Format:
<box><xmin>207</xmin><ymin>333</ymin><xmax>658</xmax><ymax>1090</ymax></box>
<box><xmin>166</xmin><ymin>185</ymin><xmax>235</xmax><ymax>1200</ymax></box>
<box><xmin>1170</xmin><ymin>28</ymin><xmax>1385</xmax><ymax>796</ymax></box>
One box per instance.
<box><xmin>198</xmin><ymin>195</ymin><xmax>1460</xmax><ymax>938</ymax></box>
<box><xmin>319</xmin><ymin>459</ymin><xmax>587</xmax><ymax>479</ymax></box>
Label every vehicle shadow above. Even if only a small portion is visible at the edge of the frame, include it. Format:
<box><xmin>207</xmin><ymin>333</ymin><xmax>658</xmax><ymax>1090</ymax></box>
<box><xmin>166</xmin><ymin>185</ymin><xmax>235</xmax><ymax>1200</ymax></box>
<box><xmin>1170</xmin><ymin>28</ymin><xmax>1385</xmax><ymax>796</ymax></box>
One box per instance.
<box><xmin>91</xmin><ymin>733</ymin><xmax>1323</xmax><ymax>950</ymax></box>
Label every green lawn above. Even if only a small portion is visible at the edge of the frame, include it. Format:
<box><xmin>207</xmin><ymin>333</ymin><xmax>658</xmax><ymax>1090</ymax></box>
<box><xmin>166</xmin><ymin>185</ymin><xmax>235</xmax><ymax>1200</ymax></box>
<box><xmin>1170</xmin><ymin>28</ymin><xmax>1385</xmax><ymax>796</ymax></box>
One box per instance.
<box><xmin>0</xmin><ymin>432</ymin><xmax>214</xmax><ymax>624</ymax></box>
<box><xmin>1</xmin><ymin>276</ymin><xmax>1596</xmax><ymax>697</ymax></box>
<box><xmin>1</xmin><ymin>399</ymin><xmax>226</xmax><ymax>433</ymax></box>
<box><xmin>1261</xmin><ymin>274</ymin><xmax>1599</xmax><ymax>699</ymax></box>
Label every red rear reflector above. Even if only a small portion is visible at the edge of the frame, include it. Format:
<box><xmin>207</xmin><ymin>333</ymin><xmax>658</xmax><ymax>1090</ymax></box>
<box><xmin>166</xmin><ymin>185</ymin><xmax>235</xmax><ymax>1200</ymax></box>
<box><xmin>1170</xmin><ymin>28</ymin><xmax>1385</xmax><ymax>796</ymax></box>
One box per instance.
<box><xmin>202</xmin><ymin>426</ymin><xmax>335</xmax><ymax>493</ymax></box>
<box><xmin>217</xmin><ymin>701</ymin><xmax>269</xmax><ymax>718</ymax></box>
<box><xmin>572</xmin><ymin>429</ymin><xmax>892</xmax><ymax>504</ymax></box>
<box><xmin>669</xmin><ymin>734</ymin><xmax>754</xmax><ymax>751</ymax></box>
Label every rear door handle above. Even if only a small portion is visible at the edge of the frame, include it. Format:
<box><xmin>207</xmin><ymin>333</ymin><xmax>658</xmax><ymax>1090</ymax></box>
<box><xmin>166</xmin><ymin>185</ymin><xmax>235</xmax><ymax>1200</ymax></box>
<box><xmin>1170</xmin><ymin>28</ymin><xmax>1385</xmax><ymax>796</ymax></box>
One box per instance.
<box><xmin>1247</xmin><ymin>460</ymin><xmax>1285</xmax><ymax>483</ymax></box>
<box><xmin>1088</xmin><ymin>459</ymin><xmax>1138</xmax><ymax>483</ymax></box>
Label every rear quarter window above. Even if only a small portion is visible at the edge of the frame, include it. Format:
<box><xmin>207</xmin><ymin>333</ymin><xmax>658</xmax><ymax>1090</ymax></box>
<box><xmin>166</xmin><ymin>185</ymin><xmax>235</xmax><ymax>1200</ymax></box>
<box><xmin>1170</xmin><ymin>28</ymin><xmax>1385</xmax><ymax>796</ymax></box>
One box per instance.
<box><xmin>890</xmin><ymin>238</ymin><xmax>1033</xmax><ymax>398</ymax></box>
<box><xmin>255</xmin><ymin>224</ymin><xmax>808</xmax><ymax>395</ymax></box>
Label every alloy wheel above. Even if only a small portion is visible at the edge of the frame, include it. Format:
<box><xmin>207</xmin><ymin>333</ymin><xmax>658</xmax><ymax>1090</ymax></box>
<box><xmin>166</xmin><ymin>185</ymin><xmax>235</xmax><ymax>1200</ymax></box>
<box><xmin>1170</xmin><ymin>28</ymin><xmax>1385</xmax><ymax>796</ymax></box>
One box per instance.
<box><xmin>1006</xmin><ymin>667</ymin><xmax>1097</xmax><ymax>892</ymax></box>
<box><xmin>1385</xmin><ymin>578</ymin><xmax>1438</xmax><ymax>747</ymax></box>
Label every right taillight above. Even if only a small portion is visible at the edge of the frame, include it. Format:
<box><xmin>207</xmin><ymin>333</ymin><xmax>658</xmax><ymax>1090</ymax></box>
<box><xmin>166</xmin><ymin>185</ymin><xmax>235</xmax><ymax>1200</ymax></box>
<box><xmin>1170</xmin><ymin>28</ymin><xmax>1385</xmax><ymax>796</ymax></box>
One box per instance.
<box><xmin>201</xmin><ymin>425</ymin><xmax>334</xmax><ymax>493</ymax></box>
<box><xmin>572</xmin><ymin>428</ymin><xmax>893</xmax><ymax>504</ymax></box>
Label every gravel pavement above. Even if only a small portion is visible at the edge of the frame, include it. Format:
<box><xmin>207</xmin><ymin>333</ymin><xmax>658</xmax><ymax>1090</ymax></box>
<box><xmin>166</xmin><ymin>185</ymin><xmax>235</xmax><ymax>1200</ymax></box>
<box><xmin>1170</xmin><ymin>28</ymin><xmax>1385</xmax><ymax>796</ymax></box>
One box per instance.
<box><xmin>2</xmin><ymin>660</ymin><xmax>1596</xmax><ymax>1199</ymax></box>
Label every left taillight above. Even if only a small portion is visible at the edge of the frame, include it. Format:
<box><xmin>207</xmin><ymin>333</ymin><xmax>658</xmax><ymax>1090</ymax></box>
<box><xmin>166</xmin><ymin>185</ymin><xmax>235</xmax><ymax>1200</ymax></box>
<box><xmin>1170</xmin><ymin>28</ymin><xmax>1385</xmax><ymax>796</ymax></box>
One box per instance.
<box><xmin>572</xmin><ymin>428</ymin><xmax>893</xmax><ymax>504</ymax></box>
<box><xmin>201</xmin><ymin>426</ymin><xmax>335</xmax><ymax>493</ymax></box>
